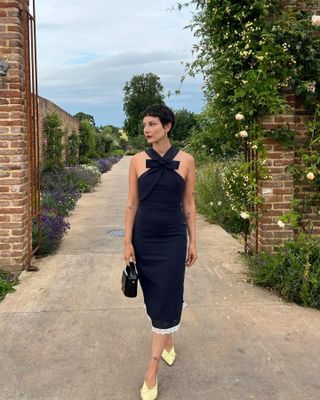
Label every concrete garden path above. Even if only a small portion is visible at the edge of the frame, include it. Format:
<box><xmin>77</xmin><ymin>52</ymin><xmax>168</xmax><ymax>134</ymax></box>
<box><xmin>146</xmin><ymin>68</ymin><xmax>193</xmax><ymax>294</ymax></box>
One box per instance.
<box><xmin>0</xmin><ymin>156</ymin><xmax>320</xmax><ymax>400</ymax></box>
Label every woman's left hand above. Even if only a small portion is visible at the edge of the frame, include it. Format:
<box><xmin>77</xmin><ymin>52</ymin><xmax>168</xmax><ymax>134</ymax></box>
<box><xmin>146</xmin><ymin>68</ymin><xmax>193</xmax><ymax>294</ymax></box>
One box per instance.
<box><xmin>186</xmin><ymin>243</ymin><xmax>197</xmax><ymax>268</ymax></box>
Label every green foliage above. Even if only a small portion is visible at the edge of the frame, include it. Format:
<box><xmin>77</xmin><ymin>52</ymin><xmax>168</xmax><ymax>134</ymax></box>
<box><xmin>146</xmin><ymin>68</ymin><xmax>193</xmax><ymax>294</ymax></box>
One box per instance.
<box><xmin>184</xmin><ymin>0</ymin><xmax>320</xmax><ymax>151</ymax></box>
<box><xmin>196</xmin><ymin>161</ymin><xmax>243</xmax><ymax>233</ymax></box>
<box><xmin>78</xmin><ymin>155</ymin><xmax>92</xmax><ymax>165</ymax></box>
<box><xmin>42</xmin><ymin>112</ymin><xmax>64</xmax><ymax>170</ymax></box>
<box><xmin>127</xmin><ymin>134</ymin><xmax>148</xmax><ymax>153</ymax></box>
<box><xmin>187</xmin><ymin>2</ymin><xmax>320</xmax><ymax>122</ymax></box>
<box><xmin>95</xmin><ymin>131</ymin><xmax>114</xmax><ymax>155</ymax></box>
<box><xmin>171</xmin><ymin>108</ymin><xmax>198</xmax><ymax>141</ymax></box>
<box><xmin>74</xmin><ymin>112</ymin><xmax>95</xmax><ymax>126</ymax></box>
<box><xmin>66</xmin><ymin>131</ymin><xmax>80</xmax><ymax>165</ymax></box>
<box><xmin>101</xmin><ymin>125</ymin><xmax>119</xmax><ymax>136</ymax></box>
<box><xmin>221</xmin><ymin>152</ymin><xmax>270</xmax><ymax>220</ymax></box>
<box><xmin>289</xmin><ymin>105</ymin><xmax>320</xmax><ymax>184</ymax></box>
<box><xmin>263</xmin><ymin>127</ymin><xmax>296</xmax><ymax>149</ymax></box>
<box><xmin>246</xmin><ymin>234</ymin><xmax>320</xmax><ymax>309</ymax></box>
<box><xmin>123</xmin><ymin>73</ymin><xmax>165</xmax><ymax>137</ymax></box>
<box><xmin>95</xmin><ymin>125</ymin><xmax>124</xmax><ymax>156</ymax></box>
<box><xmin>87</xmin><ymin>150</ymin><xmax>101</xmax><ymax>159</ymax></box>
<box><xmin>79</xmin><ymin>119</ymin><xmax>96</xmax><ymax>158</ymax></box>
<box><xmin>0</xmin><ymin>270</ymin><xmax>19</xmax><ymax>301</ymax></box>
<box><xmin>75</xmin><ymin>164</ymin><xmax>102</xmax><ymax>191</ymax></box>
<box><xmin>41</xmin><ymin>191</ymin><xmax>78</xmax><ymax>218</ymax></box>
<box><xmin>109</xmin><ymin>149</ymin><xmax>125</xmax><ymax>157</ymax></box>
<box><xmin>186</xmin><ymin>108</ymin><xmax>242</xmax><ymax>161</ymax></box>
<box><xmin>279</xmin><ymin>104</ymin><xmax>320</xmax><ymax>232</ymax></box>
<box><xmin>118</xmin><ymin>129</ymin><xmax>129</xmax><ymax>149</ymax></box>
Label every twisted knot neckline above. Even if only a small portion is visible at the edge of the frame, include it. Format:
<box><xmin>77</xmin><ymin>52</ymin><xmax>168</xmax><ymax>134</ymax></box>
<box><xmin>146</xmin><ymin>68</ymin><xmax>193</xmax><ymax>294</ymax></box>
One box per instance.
<box><xmin>146</xmin><ymin>158</ymin><xmax>180</xmax><ymax>171</ymax></box>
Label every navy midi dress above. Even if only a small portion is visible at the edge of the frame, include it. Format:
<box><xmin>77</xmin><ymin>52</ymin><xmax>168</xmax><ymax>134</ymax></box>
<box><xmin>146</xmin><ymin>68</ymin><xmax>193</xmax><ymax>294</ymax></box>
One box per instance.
<box><xmin>132</xmin><ymin>146</ymin><xmax>187</xmax><ymax>334</ymax></box>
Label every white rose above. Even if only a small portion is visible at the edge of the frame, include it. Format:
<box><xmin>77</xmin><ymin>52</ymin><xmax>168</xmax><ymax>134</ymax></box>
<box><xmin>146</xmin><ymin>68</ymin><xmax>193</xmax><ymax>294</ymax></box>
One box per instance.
<box><xmin>202</xmin><ymin>145</ymin><xmax>206</xmax><ymax>148</ymax></box>
<box><xmin>251</xmin><ymin>144</ymin><xmax>258</xmax><ymax>150</ymax></box>
<box><xmin>239</xmin><ymin>130</ymin><xmax>248</xmax><ymax>138</ymax></box>
<box><xmin>218</xmin><ymin>201</ymin><xmax>222</xmax><ymax>206</ymax></box>
<box><xmin>312</xmin><ymin>15</ymin><xmax>320</xmax><ymax>26</ymax></box>
<box><xmin>240</xmin><ymin>211</ymin><xmax>250</xmax><ymax>219</ymax></box>
<box><xmin>209</xmin><ymin>202</ymin><xmax>214</xmax><ymax>207</ymax></box>
<box><xmin>307</xmin><ymin>172</ymin><xmax>315</xmax><ymax>180</ymax></box>
<box><xmin>306</xmin><ymin>82</ymin><xmax>316</xmax><ymax>92</ymax></box>
<box><xmin>277</xmin><ymin>220</ymin><xmax>285</xmax><ymax>228</ymax></box>
<box><xmin>235</xmin><ymin>113</ymin><xmax>245</xmax><ymax>120</ymax></box>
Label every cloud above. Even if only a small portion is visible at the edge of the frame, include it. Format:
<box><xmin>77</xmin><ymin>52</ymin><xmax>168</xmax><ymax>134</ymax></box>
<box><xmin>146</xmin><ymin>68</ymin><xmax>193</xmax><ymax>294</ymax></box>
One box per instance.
<box><xmin>36</xmin><ymin>0</ymin><xmax>203</xmax><ymax>126</ymax></box>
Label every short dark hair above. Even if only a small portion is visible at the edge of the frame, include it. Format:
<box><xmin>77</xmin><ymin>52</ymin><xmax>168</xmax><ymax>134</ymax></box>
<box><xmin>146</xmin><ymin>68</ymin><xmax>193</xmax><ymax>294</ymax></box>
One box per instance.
<box><xmin>142</xmin><ymin>104</ymin><xmax>175</xmax><ymax>136</ymax></box>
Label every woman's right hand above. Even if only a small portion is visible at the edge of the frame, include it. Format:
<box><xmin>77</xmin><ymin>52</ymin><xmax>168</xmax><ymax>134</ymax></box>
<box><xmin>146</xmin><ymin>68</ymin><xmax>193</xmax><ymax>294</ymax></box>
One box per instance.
<box><xmin>124</xmin><ymin>242</ymin><xmax>136</xmax><ymax>265</ymax></box>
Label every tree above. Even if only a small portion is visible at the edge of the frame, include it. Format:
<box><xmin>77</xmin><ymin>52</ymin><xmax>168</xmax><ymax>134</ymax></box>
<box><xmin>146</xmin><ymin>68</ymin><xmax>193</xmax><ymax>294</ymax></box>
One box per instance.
<box><xmin>171</xmin><ymin>108</ymin><xmax>198</xmax><ymax>142</ymax></box>
<box><xmin>74</xmin><ymin>112</ymin><xmax>95</xmax><ymax>126</ymax></box>
<box><xmin>123</xmin><ymin>73</ymin><xmax>165</xmax><ymax>137</ymax></box>
<box><xmin>101</xmin><ymin>125</ymin><xmax>120</xmax><ymax>138</ymax></box>
<box><xmin>79</xmin><ymin>119</ymin><xmax>96</xmax><ymax>158</ymax></box>
<box><xmin>95</xmin><ymin>126</ymin><xmax>122</xmax><ymax>155</ymax></box>
<box><xmin>42</xmin><ymin>112</ymin><xmax>64</xmax><ymax>170</ymax></box>
<box><xmin>66</xmin><ymin>131</ymin><xmax>80</xmax><ymax>165</ymax></box>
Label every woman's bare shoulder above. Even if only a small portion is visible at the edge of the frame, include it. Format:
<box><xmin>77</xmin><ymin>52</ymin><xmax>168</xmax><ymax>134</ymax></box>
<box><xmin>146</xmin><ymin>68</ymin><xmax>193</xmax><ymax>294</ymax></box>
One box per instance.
<box><xmin>178</xmin><ymin>149</ymin><xmax>195</xmax><ymax>164</ymax></box>
<box><xmin>132</xmin><ymin>150</ymin><xmax>147</xmax><ymax>161</ymax></box>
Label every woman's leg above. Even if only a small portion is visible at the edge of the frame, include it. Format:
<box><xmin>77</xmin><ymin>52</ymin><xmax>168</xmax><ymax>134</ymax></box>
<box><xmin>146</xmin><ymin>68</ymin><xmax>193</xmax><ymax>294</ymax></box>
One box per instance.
<box><xmin>144</xmin><ymin>332</ymin><xmax>168</xmax><ymax>388</ymax></box>
<box><xmin>164</xmin><ymin>333</ymin><xmax>174</xmax><ymax>352</ymax></box>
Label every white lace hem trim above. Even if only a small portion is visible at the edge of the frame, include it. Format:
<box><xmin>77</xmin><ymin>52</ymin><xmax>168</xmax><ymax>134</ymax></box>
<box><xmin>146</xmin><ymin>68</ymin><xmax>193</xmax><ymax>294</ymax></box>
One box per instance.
<box><xmin>151</xmin><ymin>323</ymin><xmax>181</xmax><ymax>335</ymax></box>
<box><xmin>147</xmin><ymin>302</ymin><xmax>188</xmax><ymax>335</ymax></box>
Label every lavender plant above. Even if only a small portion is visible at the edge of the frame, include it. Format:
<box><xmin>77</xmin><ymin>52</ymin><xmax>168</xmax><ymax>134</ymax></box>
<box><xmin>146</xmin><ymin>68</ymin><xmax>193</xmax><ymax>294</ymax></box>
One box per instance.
<box><xmin>33</xmin><ymin>211</ymin><xmax>70</xmax><ymax>255</ymax></box>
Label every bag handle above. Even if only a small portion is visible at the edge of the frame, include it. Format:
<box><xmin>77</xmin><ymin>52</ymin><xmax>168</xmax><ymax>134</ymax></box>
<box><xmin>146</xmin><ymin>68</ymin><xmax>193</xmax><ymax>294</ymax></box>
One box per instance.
<box><xmin>126</xmin><ymin>261</ymin><xmax>138</xmax><ymax>276</ymax></box>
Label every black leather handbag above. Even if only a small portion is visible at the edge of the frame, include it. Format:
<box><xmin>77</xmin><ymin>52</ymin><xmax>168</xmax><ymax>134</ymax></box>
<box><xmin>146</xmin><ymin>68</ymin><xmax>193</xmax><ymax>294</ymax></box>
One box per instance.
<box><xmin>121</xmin><ymin>261</ymin><xmax>138</xmax><ymax>297</ymax></box>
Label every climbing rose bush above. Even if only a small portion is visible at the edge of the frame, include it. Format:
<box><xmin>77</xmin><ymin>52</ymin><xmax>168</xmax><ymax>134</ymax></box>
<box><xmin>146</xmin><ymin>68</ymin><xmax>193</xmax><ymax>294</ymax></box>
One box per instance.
<box><xmin>185</xmin><ymin>0</ymin><xmax>320</xmax><ymax>233</ymax></box>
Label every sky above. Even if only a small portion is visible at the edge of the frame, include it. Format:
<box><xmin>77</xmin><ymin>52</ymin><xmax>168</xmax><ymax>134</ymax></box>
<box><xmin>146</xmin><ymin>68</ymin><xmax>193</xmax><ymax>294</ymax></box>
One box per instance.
<box><xmin>35</xmin><ymin>0</ymin><xmax>204</xmax><ymax>127</ymax></box>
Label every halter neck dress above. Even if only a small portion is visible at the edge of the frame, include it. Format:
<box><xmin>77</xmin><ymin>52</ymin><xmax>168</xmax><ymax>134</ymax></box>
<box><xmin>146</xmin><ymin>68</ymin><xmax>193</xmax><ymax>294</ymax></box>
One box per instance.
<box><xmin>132</xmin><ymin>146</ymin><xmax>187</xmax><ymax>334</ymax></box>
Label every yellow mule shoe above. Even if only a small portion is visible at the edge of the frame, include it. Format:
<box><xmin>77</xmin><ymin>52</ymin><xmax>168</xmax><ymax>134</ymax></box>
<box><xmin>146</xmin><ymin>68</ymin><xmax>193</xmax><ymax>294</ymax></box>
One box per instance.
<box><xmin>161</xmin><ymin>346</ymin><xmax>176</xmax><ymax>366</ymax></box>
<box><xmin>140</xmin><ymin>377</ymin><xmax>158</xmax><ymax>400</ymax></box>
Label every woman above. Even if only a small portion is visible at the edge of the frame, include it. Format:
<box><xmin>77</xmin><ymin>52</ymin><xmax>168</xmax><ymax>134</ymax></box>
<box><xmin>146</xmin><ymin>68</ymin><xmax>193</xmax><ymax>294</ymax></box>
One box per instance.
<box><xmin>123</xmin><ymin>104</ymin><xmax>197</xmax><ymax>400</ymax></box>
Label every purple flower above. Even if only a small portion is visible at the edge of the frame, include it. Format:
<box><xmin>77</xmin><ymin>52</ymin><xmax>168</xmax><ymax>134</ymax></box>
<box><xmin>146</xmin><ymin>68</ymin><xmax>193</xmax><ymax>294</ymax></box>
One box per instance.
<box><xmin>33</xmin><ymin>213</ymin><xmax>70</xmax><ymax>254</ymax></box>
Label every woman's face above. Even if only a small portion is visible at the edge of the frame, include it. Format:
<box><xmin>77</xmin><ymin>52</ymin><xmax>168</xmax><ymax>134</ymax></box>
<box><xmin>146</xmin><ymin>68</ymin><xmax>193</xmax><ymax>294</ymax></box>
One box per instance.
<box><xmin>143</xmin><ymin>116</ymin><xmax>170</xmax><ymax>144</ymax></box>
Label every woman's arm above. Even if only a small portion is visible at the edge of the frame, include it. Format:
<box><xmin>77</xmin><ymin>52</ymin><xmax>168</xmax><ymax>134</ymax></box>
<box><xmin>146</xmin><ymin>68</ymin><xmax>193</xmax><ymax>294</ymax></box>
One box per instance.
<box><xmin>123</xmin><ymin>156</ymin><xmax>139</xmax><ymax>264</ymax></box>
<box><xmin>182</xmin><ymin>155</ymin><xmax>197</xmax><ymax>267</ymax></box>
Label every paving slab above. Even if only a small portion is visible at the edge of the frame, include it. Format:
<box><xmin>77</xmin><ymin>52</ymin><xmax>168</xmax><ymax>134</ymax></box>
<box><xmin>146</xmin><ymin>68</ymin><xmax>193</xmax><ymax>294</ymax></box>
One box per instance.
<box><xmin>0</xmin><ymin>155</ymin><xmax>320</xmax><ymax>400</ymax></box>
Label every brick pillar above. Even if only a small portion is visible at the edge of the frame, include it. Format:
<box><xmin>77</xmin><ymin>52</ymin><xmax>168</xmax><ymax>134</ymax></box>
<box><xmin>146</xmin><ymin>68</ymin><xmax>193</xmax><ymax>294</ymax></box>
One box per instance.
<box><xmin>252</xmin><ymin>137</ymin><xmax>295</xmax><ymax>253</ymax></box>
<box><xmin>0</xmin><ymin>0</ymin><xmax>30</xmax><ymax>272</ymax></box>
<box><xmin>249</xmin><ymin>90</ymin><xmax>320</xmax><ymax>252</ymax></box>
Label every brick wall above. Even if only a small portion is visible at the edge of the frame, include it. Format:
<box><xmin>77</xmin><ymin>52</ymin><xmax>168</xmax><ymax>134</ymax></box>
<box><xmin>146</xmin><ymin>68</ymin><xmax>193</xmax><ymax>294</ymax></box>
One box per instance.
<box><xmin>0</xmin><ymin>0</ymin><xmax>30</xmax><ymax>272</ymax></box>
<box><xmin>38</xmin><ymin>96</ymin><xmax>80</xmax><ymax>162</ymax></box>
